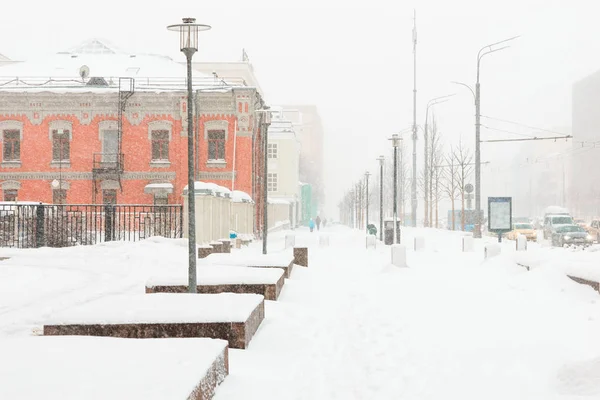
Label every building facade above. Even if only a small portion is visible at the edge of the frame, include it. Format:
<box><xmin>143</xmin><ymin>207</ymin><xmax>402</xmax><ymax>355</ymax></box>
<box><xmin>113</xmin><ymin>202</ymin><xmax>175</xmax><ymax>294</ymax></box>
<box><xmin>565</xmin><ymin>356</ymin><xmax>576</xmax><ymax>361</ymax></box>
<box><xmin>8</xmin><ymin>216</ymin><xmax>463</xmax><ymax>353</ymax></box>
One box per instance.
<box><xmin>572</xmin><ymin>70</ymin><xmax>600</xmax><ymax>218</ymax></box>
<box><xmin>0</xmin><ymin>40</ymin><xmax>266</xmax><ymax>208</ymax></box>
<box><xmin>281</xmin><ymin>105</ymin><xmax>324</xmax><ymax>220</ymax></box>
<box><xmin>266</xmin><ymin>110</ymin><xmax>301</xmax><ymax>227</ymax></box>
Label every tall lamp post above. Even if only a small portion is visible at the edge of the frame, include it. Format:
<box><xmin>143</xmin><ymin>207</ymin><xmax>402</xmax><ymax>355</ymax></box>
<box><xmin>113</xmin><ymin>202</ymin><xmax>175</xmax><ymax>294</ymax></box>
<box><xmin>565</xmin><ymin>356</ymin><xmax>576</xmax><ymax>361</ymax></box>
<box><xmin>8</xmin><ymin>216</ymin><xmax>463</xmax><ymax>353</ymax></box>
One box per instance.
<box><xmin>256</xmin><ymin>107</ymin><xmax>272</xmax><ymax>254</ymax></box>
<box><xmin>167</xmin><ymin>17</ymin><xmax>211</xmax><ymax>293</ymax></box>
<box><xmin>377</xmin><ymin>155</ymin><xmax>384</xmax><ymax>241</ymax></box>
<box><xmin>389</xmin><ymin>134</ymin><xmax>402</xmax><ymax>243</ymax></box>
<box><xmin>454</xmin><ymin>35</ymin><xmax>518</xmax><ymax>238</ymax></box>
<box><xmin>365</xmin><ymin>171</ymin><xmax>371</xmax><ymax>233</ymax></box>
<box><xmin>423</xmin><ymin>94</ymin><xmax>454</xmax><ymax>227</ymax></box>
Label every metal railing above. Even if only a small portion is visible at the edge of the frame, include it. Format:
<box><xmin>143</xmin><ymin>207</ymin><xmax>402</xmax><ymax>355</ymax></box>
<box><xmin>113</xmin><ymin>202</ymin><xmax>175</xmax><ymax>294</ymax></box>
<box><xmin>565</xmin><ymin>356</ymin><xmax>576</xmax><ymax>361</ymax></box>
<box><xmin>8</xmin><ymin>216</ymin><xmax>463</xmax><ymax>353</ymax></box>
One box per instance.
<box><xmin>0</xmin><ymin>76</ymin><xmax>250</xmax><ymax>90</ymax></box>
<box><xmin>93</xmin><ymin>153</ymin><xmax>124</xmax><ymax>173</ymax></box>
<box><xmin>0</xmin><ymin>204</ymin><xmax>183</xmax><ymax>248</ymax></box>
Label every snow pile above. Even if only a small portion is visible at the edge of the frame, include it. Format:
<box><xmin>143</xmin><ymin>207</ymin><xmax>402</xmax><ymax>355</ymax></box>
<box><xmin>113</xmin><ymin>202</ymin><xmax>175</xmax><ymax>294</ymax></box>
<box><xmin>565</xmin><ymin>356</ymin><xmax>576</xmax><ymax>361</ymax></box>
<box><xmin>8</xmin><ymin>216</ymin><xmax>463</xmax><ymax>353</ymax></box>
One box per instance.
<box><xmin>0</xmin><ymin>336</ymin><xmax>227</xmax><ymax>400</ymax></box>
<box><xmin>202</xmin><ymin>250</ymin><xmax>293</xmax><ymax>267</ymax></box>
<box><xmin>183</xmin><ymin>181</ymin><xmax>231</xmax><ymax>197</ymax></box>
<box><xmin>148</xmin><ymin>265</ymin><xmax>283</xmax><ymax>286</ymax></box>
<box><xmin>231</xmin><ymin>190</ymin><xmax>253</xmax><ymax>203</ymax></box>
<box><xmin>45</xmin><ymin>293</ymin><xmax>263</xmax><ymax>325</ymax></box>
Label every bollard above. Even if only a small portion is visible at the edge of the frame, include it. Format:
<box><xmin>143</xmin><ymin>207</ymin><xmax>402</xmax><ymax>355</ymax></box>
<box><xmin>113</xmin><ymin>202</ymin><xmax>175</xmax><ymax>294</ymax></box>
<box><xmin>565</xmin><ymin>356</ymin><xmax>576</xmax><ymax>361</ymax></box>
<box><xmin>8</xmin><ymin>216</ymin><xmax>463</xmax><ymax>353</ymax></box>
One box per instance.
<box><xmin>391</xmin><ymin>244</ymin><xmax>407</xmax><ymax>267</ymax></box>
<box><xmin>235</xmin><ymin>238</ymin><xmax>241</xmax><ymax>249</ymax></box>
<box><xmin>484</xmin><ymin>243</ymin><xmax>501</xmax><ymax>259</ymax></box>
<box><xmin>285</xmin><ymin>234</ymin><xmax>296</xmax><ymax>249</ymax></box>
<box><xmin>366</xmin><ymin>235</ymin><xmax>376</xmax><ymax>249</ymax></box>
<box><xmin>219</xmin><ymin>239</ymin><xmax>231</xmax><ymax>253</ymax></box>
<box><xmin>462</xmin><ymin>236</ymin><xmax>474</xmax><ymax>252</ymax></box>
<box><xmin>414</xmin><ymin>236</ymin><xmax>425</xmax><ymax>251</ymax></box>
<box><xmin>198</xmin><ymin>246</ymin><xmax>213</xmax><ymax>259</ymax></box>
<box><xmin>536</xmin><ymin>230</ymin><xmax>543</xmax><ymax>244</ymax></box>
<box><xmin>319</xmin><ymin>235</ymin><xmax>330</xmax><ymax>247</ymax></box>
<box><xmin>294</xmin><ymin>247</ymin><xmax>308</xmax><ymax>267</ymax></box>
<box><xmin>516</xmin><ymin>235</ymin><xmax>527</xmax><ymax>251</ymax></box>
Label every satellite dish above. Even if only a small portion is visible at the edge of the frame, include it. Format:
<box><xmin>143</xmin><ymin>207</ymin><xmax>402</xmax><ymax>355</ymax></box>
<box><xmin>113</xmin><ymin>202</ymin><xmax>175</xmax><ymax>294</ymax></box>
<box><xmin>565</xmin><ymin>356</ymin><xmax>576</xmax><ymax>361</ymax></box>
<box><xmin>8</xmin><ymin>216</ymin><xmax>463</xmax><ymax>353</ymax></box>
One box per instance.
<box><xmin>51</xmin><ymin>179</ymin><xmax>60</xmax><ymax>189</ymax></box>
<box><xmin>79</xmin><ymin>65</ymin><xmax>90</xmax><ymax>80</ymax></box>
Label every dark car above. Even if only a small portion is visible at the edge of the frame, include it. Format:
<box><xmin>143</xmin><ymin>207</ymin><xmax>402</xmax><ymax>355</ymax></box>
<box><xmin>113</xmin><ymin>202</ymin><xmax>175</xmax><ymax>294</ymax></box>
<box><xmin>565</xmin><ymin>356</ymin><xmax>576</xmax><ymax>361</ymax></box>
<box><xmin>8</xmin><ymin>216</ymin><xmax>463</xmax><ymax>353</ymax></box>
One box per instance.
<box><xmin>551</xmin><ymin>225</ymin><xmax>594</xmax><ymax>247</ymax></box>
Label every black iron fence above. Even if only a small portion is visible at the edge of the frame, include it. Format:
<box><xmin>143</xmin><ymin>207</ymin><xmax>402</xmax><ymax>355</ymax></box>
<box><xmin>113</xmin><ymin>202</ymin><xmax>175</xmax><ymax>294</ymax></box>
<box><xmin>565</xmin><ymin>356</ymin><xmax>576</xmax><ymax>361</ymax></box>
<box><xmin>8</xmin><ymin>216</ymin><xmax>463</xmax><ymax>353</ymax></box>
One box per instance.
<box><xmin>0</xmin><ymin>204</ymin><xmax>183</xmax><ymax>248</ymax></box>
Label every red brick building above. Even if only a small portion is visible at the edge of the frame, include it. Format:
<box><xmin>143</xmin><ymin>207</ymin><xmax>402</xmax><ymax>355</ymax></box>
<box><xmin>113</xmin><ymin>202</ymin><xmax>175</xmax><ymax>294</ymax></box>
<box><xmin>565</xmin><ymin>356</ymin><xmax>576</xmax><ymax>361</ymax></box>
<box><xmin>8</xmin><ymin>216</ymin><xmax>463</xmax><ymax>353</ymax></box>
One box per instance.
<box><xmin>0</xmin><ymin>40</ymin><xmax>267</xmax><ymax>211</ymax></box>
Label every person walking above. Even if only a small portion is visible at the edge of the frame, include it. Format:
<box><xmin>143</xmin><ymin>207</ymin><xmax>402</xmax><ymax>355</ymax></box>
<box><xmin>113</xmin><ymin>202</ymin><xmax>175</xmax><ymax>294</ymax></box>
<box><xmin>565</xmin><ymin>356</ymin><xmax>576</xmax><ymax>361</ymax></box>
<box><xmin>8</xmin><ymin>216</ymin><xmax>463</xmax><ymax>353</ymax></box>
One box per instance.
<box><xmin>315</xmin><ymin>215</ymin><xmax>321</xmax><ymax>231</ymax></box>
<box><xmin>323</xmin><ymin>218</ymin><xmax>328</xmax><ymax>228</ymax></box>
<box><xmin>309</xmin><ymin>218</ymin><xmax>315</xmax><ymax>233</ymax></box>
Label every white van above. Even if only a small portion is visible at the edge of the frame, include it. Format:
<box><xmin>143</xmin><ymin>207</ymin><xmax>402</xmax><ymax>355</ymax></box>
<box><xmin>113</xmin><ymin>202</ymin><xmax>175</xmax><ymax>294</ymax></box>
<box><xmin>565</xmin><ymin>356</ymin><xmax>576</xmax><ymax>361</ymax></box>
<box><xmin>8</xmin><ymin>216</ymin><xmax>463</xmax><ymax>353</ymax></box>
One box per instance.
<box><xmin>543</xmin><ymin>214</ymin><xmax>574</xmax><ymax>239</ymax></box>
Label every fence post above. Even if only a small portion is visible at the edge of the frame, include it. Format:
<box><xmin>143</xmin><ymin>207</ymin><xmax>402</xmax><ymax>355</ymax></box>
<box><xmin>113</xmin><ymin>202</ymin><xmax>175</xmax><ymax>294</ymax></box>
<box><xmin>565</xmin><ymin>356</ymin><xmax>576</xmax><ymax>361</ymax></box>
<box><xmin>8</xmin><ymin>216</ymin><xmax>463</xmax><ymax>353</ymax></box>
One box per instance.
<box><xmin>105</xmin><ymin>204</ymin><xmax>114</xmax><ymax>242</ymax></box>
<box><xmin>35</xmin><ymin>204</ymin><xmax>45</xmax><ymax>248</ymax></box>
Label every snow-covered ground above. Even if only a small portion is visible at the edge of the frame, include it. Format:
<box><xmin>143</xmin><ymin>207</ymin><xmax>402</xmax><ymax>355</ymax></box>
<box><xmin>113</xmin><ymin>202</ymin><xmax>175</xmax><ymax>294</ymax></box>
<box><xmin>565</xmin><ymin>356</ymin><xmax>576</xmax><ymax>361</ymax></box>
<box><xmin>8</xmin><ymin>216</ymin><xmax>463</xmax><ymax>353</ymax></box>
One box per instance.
<box><xmin>1</xmin><ymin>225</ymin><xmax>600</xmax><ymax>399</ymax></box>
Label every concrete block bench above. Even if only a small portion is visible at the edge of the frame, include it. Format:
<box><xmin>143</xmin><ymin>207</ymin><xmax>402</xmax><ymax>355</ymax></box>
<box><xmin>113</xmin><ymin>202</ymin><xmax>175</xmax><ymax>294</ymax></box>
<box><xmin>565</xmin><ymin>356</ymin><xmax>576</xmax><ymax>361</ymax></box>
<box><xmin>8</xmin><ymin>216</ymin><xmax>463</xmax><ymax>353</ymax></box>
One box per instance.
<box><xmin>203</xmin><ymin>252</ymin><xmax>295</xmax><ymax>278</ymax></box>
<box><xmin>146</xmin><ymin>266</ymin><xmax>286</xmax><ymax>300</ymax></box>
<box><xmin>0</xmin><ymin>336</ymin><xmax>228</xmax><ymax>399</ymax></box>
<box><xmin>43</xmin><ymin>293</ymin><xmax>265</xmax><ymax>349</ymax></box>
<box><xmin>567</xmin><ymin>275</ymin><xmax>600</xmax><ymax>293</ymax></box>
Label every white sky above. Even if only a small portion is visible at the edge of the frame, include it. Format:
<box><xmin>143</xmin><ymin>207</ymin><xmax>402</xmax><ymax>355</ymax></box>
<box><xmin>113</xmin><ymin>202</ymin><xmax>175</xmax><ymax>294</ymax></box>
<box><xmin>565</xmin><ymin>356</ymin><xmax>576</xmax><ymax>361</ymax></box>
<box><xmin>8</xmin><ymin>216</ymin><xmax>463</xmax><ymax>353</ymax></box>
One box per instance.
<box><xmin>1</xmin><ymin>0</ymin><xmax>599</xmax><ymax>218</ymax></box>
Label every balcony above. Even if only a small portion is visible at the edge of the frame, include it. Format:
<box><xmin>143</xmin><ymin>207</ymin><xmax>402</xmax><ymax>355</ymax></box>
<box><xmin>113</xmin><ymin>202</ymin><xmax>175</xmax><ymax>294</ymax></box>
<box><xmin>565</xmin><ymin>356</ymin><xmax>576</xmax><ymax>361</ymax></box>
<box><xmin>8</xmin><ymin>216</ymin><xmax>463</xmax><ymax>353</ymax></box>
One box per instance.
<box><xmin>92</xmin><ymin>153</ymin><xmax>124</xmax><ymax>179</ymax></box>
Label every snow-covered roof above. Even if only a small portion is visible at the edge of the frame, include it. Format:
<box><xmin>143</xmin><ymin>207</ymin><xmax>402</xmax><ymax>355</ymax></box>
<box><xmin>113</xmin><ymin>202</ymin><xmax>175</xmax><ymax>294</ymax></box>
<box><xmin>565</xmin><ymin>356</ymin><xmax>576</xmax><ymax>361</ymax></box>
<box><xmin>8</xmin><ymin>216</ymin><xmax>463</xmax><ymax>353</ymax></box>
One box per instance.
<box><xmin>0</xmin><ymin>39</ymin><xmax>251</xmax><ymax>94</ymax></box>
<box><xmin>68</xmin><ymin>38</ymin><xmax>123</xmax><ymax>55</ymax></box>
<box><xmin>268</xmin><ymin>197</ymin><xmax>291</xmax><ymax>205</ymax></box>
<box><xmin>231</xmin><ymin>190</ymin><xmax>253</xmax><ymax>203</ymax></box>
<box><xmin>183</xmin><ymin>181</ymin><xmax>231</xmax><ymax>197</ymax></box>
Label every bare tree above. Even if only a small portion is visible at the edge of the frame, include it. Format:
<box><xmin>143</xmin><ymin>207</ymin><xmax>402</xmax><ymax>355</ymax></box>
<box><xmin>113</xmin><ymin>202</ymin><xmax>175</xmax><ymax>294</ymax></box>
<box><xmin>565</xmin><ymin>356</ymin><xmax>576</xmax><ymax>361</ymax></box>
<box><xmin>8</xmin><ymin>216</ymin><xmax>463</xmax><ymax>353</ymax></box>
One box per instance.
<box><xmin>453</xmin><ymin>139</ymin><xmax>474</xmax><ymax>231</ymax></box>
<box><xmin>441</xmin><ymin>146</ymin><xmax>460</xmax><ymax>230</ymax></box>
<box><xmin>428</xmin><ymin>116</ymin><xmax>444</xmax><ymax>227</ymax></box>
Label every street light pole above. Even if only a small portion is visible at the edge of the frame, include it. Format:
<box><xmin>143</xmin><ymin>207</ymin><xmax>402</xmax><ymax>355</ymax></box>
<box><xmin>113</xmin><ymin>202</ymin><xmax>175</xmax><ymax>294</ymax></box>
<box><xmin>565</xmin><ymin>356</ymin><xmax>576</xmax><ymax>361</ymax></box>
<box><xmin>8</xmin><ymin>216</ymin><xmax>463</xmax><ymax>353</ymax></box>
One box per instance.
<box><xmin>365</xmin><ymin>171</ymin><xmax>371</xmax><ymax>234</ymax></box>
<box><xmin>377</xmin><ymin>155</ymin><xmax>384</xmax><ymax>241</ymax></box>
<box><xmin>411</xmin><ymin>12</ymin><xmax>418</xmax><ymax>228</ymax></box>
<box><xmin>168</xmin><ymin>17</ymin><xmax>211</xmax><ymax>294</ymax></box>
<box><xmin>255</xmin><ymin>108</ymin><xmax>271</xmax><ymax>254</ymax></box>
<box><xmin>390</xmin><ymin>134</ymin><xmax>402</xmax><ymax>243</ymax></box>
<box><xmin>474</xmin><ymin>35</ymin><xmax>519</xmax><ymax>238</ymax></box>
<box><xmin>423</xmin><ymin>94</ymin><xmax>454</xmax><ymax>228</ymax></box>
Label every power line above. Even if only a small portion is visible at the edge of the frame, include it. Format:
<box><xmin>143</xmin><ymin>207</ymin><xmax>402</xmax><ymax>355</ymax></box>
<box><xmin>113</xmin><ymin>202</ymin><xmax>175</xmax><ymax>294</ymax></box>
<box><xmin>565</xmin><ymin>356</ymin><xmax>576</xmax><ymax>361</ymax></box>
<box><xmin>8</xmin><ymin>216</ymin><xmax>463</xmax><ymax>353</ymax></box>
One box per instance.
<box><xmin>481</xmin><ymin>135</ymin><xmax>572</xmax><ymax>143</ymax></box>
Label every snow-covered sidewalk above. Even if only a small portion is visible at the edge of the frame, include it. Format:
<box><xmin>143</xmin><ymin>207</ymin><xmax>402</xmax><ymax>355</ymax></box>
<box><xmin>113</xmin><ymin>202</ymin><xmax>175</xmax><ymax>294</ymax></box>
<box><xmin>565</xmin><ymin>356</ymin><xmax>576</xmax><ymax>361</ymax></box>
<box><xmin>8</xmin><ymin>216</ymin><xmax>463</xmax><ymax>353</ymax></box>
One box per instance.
<box><xmin>215</xmin><ymin>226</ymin><xmax>600</xmax><ymax>399</ymax></box>
<box><xmin>1</xmin><ymin>225</ymin><xmax>600</xmax><ymax>399</ymax></box>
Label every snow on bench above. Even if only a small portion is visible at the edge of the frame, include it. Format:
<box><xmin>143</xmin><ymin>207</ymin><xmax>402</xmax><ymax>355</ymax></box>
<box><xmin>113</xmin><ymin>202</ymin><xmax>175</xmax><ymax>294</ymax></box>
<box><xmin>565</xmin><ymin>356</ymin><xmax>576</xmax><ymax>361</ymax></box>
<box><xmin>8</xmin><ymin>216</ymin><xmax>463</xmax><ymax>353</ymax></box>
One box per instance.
<box><xmin>43</xmin><ymin>293</ymin><xmax>264</xmax><ymax>349</ymax></box>
<box><xmin>202</xmin><ymin>252</ymin><xmax>295</xmax><ymax>278</ymax></box>
<box><xmin>0</xmin><ymin>336</ymin><xmax>228</xmax><ymax>400</ymax></box>
<box><xmin>146</xmin><ymin>265</ymin><xmax>286</xmax><ymax>300</ymax></box>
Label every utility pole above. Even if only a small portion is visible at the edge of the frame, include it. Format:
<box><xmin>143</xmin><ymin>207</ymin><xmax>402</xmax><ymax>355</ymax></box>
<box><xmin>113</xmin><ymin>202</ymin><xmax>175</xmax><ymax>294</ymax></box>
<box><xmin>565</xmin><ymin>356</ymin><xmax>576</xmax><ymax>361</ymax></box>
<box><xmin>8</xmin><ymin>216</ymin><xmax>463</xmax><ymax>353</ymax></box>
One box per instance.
<box><xmin>377</xmin><ymin>156</ymin><xmax>384</xmax><ymax>240</ymax></box>
<box><xmin>411</xmin><ymin>9</ymin><xmax>418</xmax><ymax>228</ymax></box>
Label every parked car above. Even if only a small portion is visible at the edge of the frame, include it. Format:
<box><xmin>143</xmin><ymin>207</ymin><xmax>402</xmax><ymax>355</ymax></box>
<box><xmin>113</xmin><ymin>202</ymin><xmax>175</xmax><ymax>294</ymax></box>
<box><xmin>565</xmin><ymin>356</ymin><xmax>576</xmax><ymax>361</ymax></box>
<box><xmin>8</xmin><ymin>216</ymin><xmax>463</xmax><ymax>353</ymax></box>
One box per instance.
<box><xmin>506</xmin><ymin>222</ymin><xmax>537</xmax><ymax>241</ymax></box>
<box><xmin>574</xmin><ymin>218</ymin><xmax>588</xmax><ymax>229</ymax></box>
<box><xmin>587</xmin><ymin>219</ymin><xmax>600</xmax><ymax>242</ymax></box>
<box><xmin>551</xmin><ymin>225</ymin><xmax>594</xmax><ymax>248</ymax></box>
<box><xmin>543</xmin><ymin>214</ymin><xmax>574</xmax><ymax>239</ymax></box>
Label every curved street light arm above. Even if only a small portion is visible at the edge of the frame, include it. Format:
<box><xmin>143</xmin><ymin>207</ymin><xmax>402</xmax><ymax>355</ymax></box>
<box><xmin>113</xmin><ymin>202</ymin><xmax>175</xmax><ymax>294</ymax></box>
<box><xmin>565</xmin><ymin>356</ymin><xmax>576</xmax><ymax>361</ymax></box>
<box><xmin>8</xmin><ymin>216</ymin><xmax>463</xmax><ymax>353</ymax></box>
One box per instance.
<box><xmin>451</xmin><ymin>81</ymin><xmax>476</xmax><ymax>102</ymax></box>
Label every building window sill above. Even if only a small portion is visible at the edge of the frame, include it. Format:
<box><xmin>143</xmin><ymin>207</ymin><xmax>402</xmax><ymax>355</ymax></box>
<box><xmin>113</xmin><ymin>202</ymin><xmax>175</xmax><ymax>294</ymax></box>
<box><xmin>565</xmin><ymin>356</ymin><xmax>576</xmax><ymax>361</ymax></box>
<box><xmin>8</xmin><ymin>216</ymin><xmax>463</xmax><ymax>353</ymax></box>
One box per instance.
<box><xmin>50</xmin><ymin>161</ymin><xmax>71</xmax><ymax>169</ymax></box>
<box><xmin>150</xmin><ymin>160</ymin><xmax>171</xmax><ymax>168</ymax></box>
<box><xmin>1</xmin><ymin>161</ymin><xmax>22</xmax><ymax>168</ymax></box>
<box><xmin>206</xmin><ymin>160</ymin><xmax>227</xmax><ymax>169</ymax></box>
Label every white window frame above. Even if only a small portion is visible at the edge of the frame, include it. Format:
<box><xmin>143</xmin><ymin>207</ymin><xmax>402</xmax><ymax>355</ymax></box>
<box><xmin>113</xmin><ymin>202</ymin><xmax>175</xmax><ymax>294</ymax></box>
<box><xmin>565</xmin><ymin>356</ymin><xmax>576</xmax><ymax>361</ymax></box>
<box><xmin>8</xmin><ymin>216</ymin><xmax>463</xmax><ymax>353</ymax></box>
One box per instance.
<box><xmin>267</xmin><ymin>172</ymin><xmax>278</xmax><ymax>192</ymax></box>
<box><xmin>267</xmin><ymin>143</ymin><xmax>278</xmax><ymax>159</ymax></box>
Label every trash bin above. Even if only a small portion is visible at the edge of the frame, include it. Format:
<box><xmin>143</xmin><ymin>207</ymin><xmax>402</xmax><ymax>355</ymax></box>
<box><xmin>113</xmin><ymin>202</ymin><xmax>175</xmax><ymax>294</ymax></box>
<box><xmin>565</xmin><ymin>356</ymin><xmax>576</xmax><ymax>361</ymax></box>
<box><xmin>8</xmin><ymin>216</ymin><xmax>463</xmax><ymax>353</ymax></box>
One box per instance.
<box><xmin>367</xmin><ymin>223</ymin><xmax>377</xmax><ymax>236</ymax></box>
<box><xmin>384</xmin><ymin>218</ymin><xmax>401</xmax><ymax>245</ymax></box>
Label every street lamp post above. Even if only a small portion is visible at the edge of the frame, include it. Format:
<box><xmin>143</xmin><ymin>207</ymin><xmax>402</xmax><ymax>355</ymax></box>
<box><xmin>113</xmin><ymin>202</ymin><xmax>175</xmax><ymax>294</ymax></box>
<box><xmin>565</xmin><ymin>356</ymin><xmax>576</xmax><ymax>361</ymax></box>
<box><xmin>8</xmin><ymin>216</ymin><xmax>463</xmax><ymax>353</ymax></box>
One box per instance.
<box><xmin>389</xmin><ymin>134</ymin><xmax>402</xmax><ymax>243</ymax></box>
<box><xmin>423</xmin><ymin>94</ymin><xmax>454</xmax><ymax>227</ymax></box>
<box><xmin>167</xmin><ymin>17</ymin><xmax>211</xmax><ymax>294</ymax></box>
<box><xmin>377</xmin><ymin>155</ymin><xmax>384</xmax><ymax>241</ymax></box>
<box><xmin>255</xmin><ymin>108</ymin><xmax>272</xmax><ymax>254</ymax></box>
<box><xmin>474</xmin><ymin>35</ymin><xmax>518</xmax><ymax>238</ymax></box>
<box><xmin>365</xmin><ymin>171</ymin><xmax>371</xmax><ymax>234</ymax></box>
